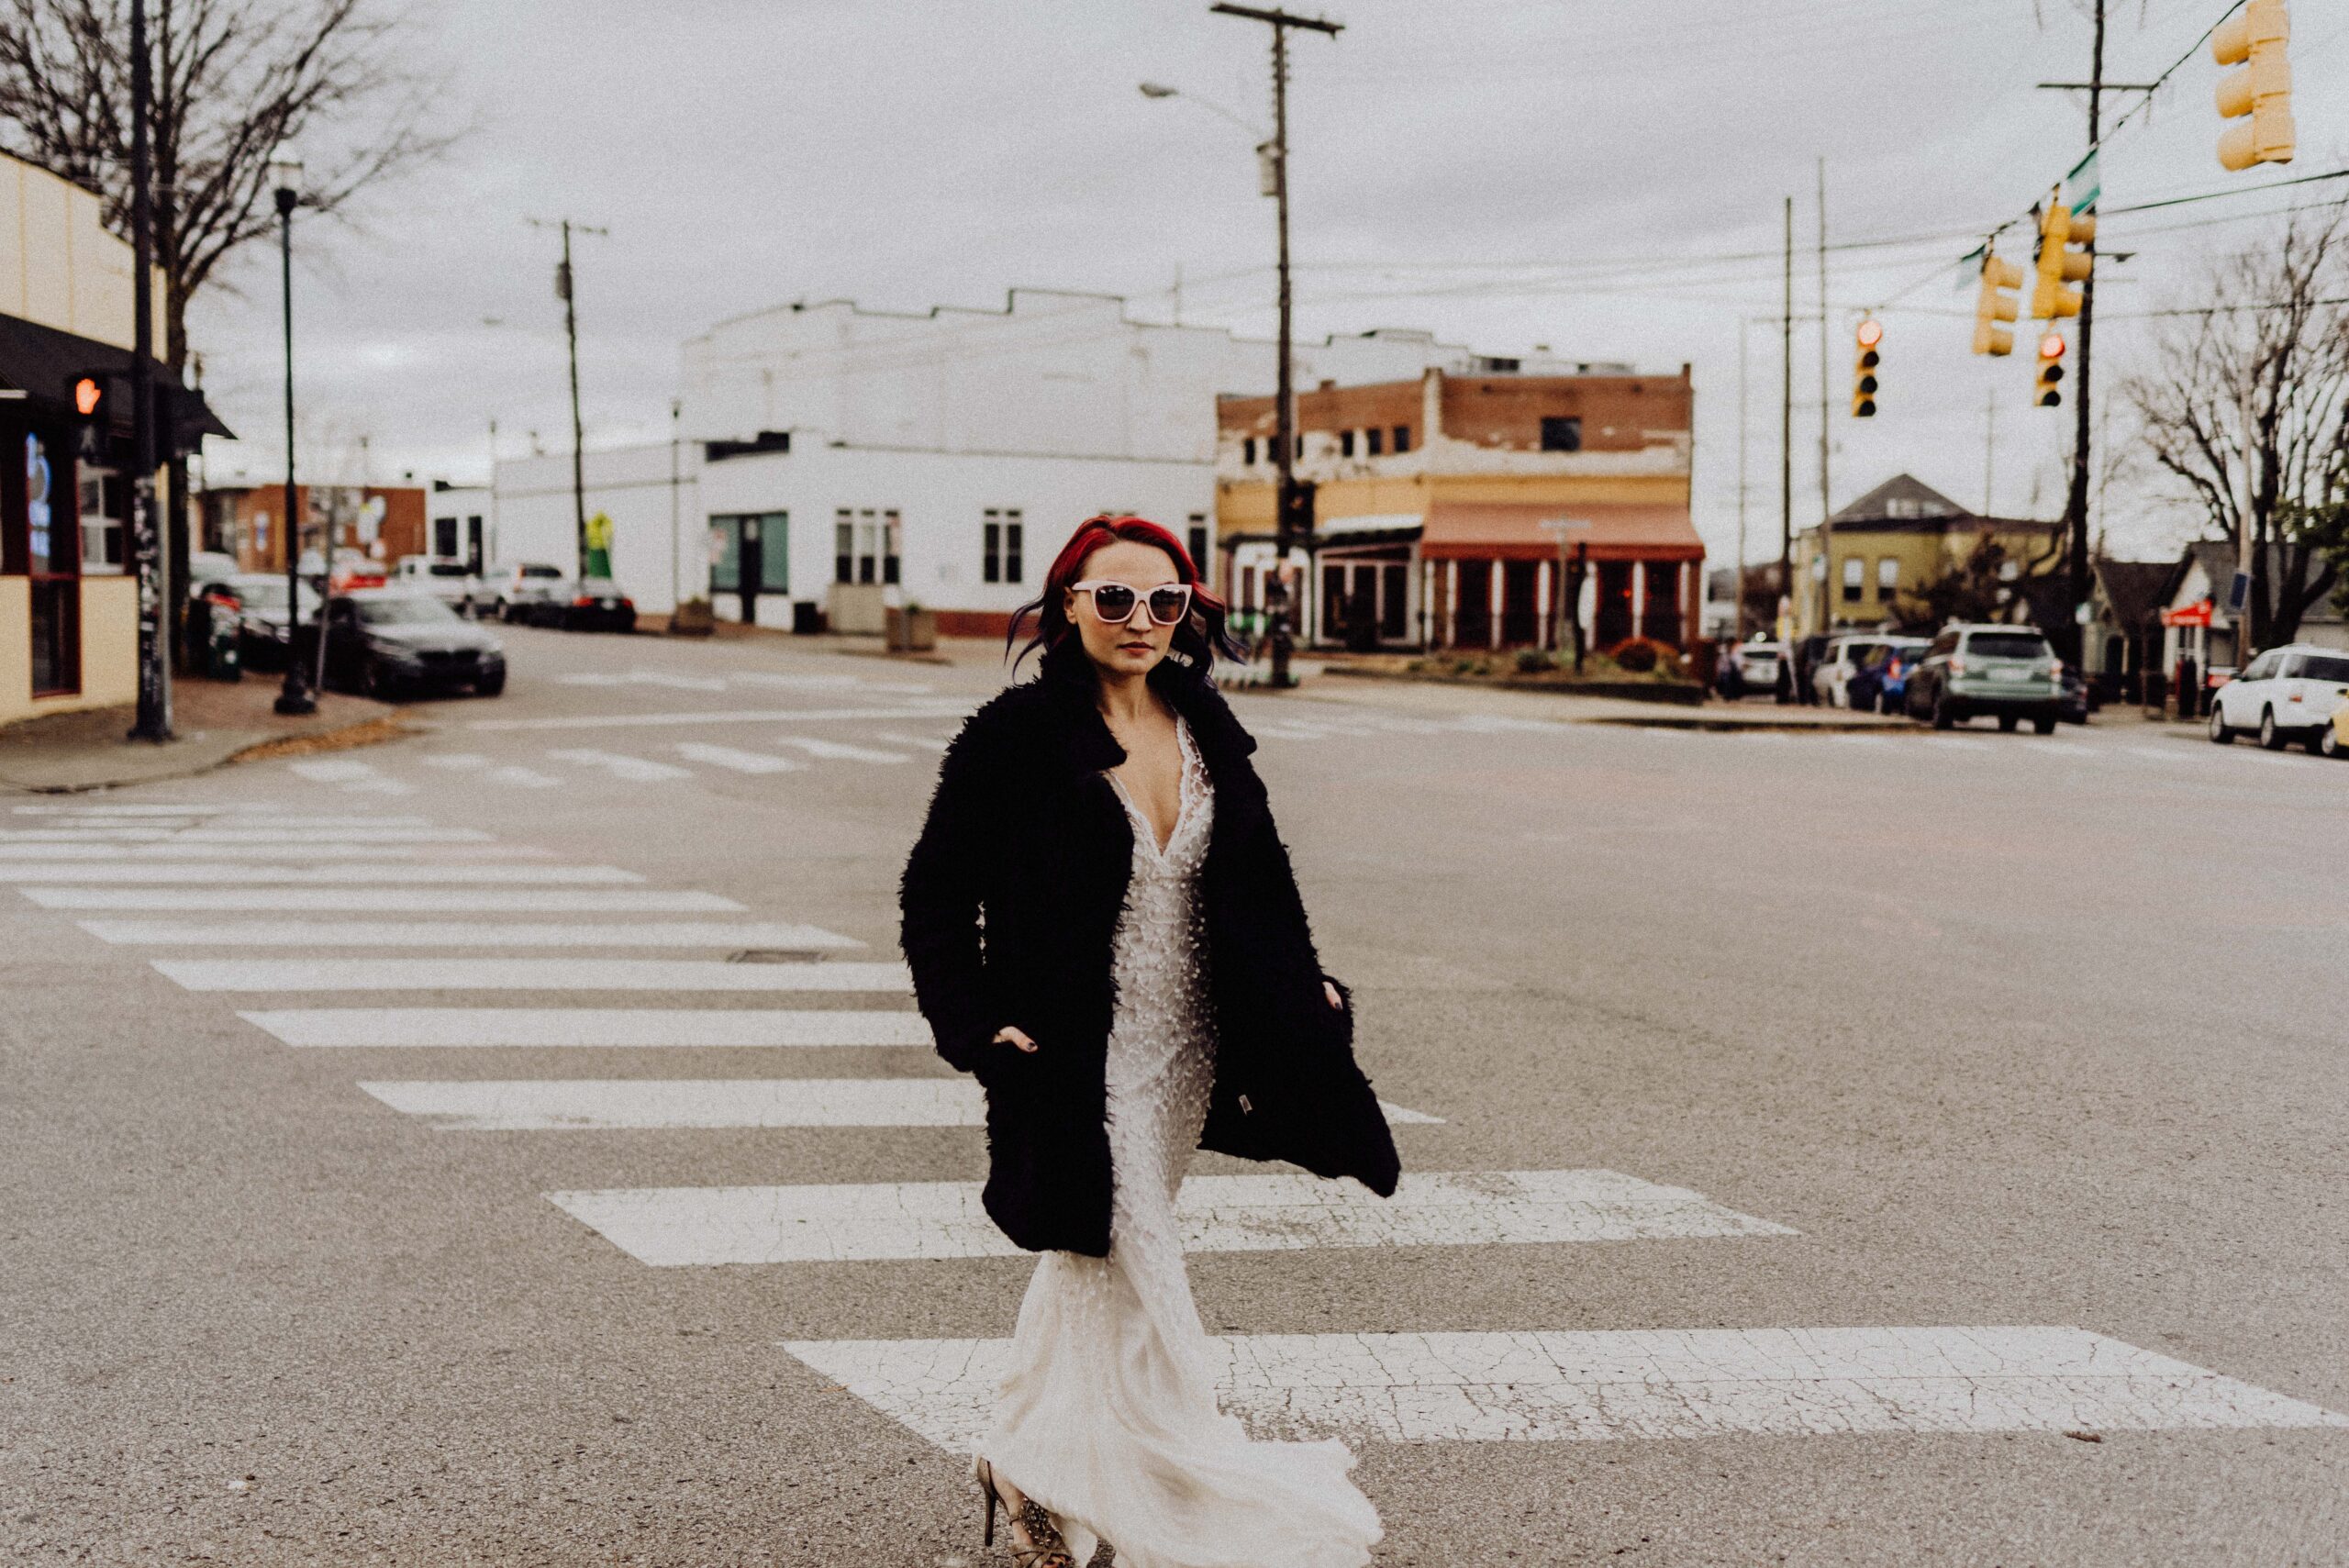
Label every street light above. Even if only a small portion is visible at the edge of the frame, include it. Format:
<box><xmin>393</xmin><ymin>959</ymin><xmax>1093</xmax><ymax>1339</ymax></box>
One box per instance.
<box><xmin>267</xmin><ymin>152</ymin><xmax>315</xmax><ymax>717</ymax></box>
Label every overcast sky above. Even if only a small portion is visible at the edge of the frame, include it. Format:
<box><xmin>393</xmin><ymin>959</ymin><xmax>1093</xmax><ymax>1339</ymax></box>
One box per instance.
<box><xmin>188</xmin><ymin>0</ymin><xmax>2349</xmax><ymax>565</ymax></box>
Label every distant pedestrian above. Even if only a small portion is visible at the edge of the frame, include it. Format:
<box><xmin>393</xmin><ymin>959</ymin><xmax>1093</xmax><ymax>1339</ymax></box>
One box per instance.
<box><xmin>900</xmin><ymin>513</ymin><xmax>1394</xmax><ymax>1568</ymax></box>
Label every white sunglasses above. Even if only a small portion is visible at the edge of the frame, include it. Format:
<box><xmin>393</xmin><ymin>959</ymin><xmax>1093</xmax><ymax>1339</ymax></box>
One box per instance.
<box><xmin>1067</xmin><ymin>579</ymin><xmax>1195</xmax><ymax>627</ymax></box>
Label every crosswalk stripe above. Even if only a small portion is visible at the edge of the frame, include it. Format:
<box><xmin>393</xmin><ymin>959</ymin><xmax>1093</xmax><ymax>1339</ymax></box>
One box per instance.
<box><xmin>782</xmin><ymin>1326</ymin><xmax>2349</xmax><ymax>1451</ymax></box>
<box><xmin>241</xmin><ymin>1006</ymin><xmax>930</xmax><ymax>1048</ymax></box>
<box><xmin>288</xmin><ymin>759</ymin><xmax>387</xmax><ymax>783</ymax></box>
<box><xmin>13</xmin><ymin>803</ymin><xmax>232</xmax><ymax>816</ymax></box>
<box><xmin>0</xmin><ymin>862</ymin><xmax>641</xmax><ymax>884</ymax></box>
<box><xmin>545</xmin><ymin>748</ymin><xmax>696</xmax><ymax>782</ymax></box>
<box><xmin>20</xmin><ymin>887</ymin><xmax>747</xmax><ymax>912</ymax></box>
<box><xmin>774</xmin><ymin>736</ymin><xmax>909</xmax><ymax>763</ymax></box>
<box><xmin>358</xmin><ymin>1078</ymin><xmax>1438</xmax><ymax>1130</ymax></box>
<box><xmin>421</xmin><ymin>753</ymin><xmax>490</xmax><ymax>770</ymax></box>
<box><xmin>155</xmin><ymin>957</ymin><xmax>911</xmax><ymax>992</ymax></box>
<box><xmin>674</xmin><ymin>742</ymin><xmax>806</xmax><ymax>774</ymax></box>
<box><xmin>11</xmin><ymin>814</ymin><xmax>435</xmax><ymax>830</ymax></box>
<box><xmin>488</xmin><ymin>766</ymin><xmax>563</xmax><ymax>788</ymax></box>
<box><xmin>80</xmin><ymin>918</ymin><xmax>861</xmax><ymax>949</ymax></box>
<box><xmin>0</xmin><ymin>841</ymin><xmax>549</xmax><ymax>862</ymax></box>
<box><xmin>0</xmin><ymin>827</ymin><xmax>495</xmax><ymax>843</ymax></box>
<box><xmin>470</xmin><ymin>703</ymin><xmax>976</xmax><ymax>733</ymax></box>
<box><xmin>548</xmin><ymin>1169</ymin><xmax>1786</xmax><ymax>1265</ymax></box>
<box><xmin>871</xmin><ymin>731</ymin><xmax>950</xmax><ymax>751</ymax></box>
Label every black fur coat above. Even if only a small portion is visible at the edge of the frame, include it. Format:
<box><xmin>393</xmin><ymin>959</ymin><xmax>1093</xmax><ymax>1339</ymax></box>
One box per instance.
<box><xmin>897</xmin><ymin>633</ymin><xmax>1402</xmax><ymax>1256</ymax></box>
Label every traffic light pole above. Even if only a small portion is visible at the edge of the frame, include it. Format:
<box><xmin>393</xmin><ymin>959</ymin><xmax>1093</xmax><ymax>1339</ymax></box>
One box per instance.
<box><xmin>1212</xmin><ymin>3</ymin><xmax>1341</xmax><ymax>691</ymax></box>
<box><xmin>529</xmin><ymin>217</ymin><xmax>607</xmax><ymax>581</ymax></box>
<box><xmin>127</xmin><ymin>0</ymin><xmax>171</xmax><ymax>743</ymax></box>
<box><xmin>271</xmin><ymin>177</ymin><xmax>314</xmax><ymax>716</ymax></box>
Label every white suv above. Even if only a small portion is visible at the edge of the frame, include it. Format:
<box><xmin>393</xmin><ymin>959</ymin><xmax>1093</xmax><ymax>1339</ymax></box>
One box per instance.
<box><xmin>392</xmin><ymin>556</ymin><xmax>483</xmax><ymax>617</ymax></box>
<box><xmin>2209</xmin><ymin>643</ymin><xmax>2349</xmax><ymax>752</ymax></box>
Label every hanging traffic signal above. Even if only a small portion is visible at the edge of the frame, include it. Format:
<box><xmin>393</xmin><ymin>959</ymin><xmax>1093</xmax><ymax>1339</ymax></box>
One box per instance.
<box><xmin>2034</xmin><ymin>333</ymin><xmax>2065</xmax><ymax>407</ymax></box>
<box><xmin>2214</xmin><ymin>0</ymin><xmax>2294</xmax><ymax>171</ymax></box>
<box><xmin>1851</xmin><ymin>319</ymin><xmax>1882</xmax><ymax>417</ymax></box>
<box><xmin>1973</xmin><ymin>252</ymin><xmax>2022</xmax><ymax>355</ymax></box>
<box><xmin>2031</xmin><ymin>199</ymin><xmax>2095</xmax><ymax>320</ymax></box>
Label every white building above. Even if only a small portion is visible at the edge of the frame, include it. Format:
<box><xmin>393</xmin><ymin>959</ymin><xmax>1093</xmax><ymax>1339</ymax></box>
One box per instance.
<box><xmin>490</xmin><ymin>286</ymin><xmax>1624</xmax><ymax>629</ymax></box>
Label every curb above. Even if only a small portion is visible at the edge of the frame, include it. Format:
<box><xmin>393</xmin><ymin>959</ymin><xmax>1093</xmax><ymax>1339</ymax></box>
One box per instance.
<box><xmin>0</xmin><ymin>708</ymin><xmax>409</xmax><ymax>795</ymax></box>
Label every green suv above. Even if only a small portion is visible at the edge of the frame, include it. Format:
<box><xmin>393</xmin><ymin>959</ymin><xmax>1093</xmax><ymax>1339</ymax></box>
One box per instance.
<box><xmin>1903</xmin><ymin>625</ymin><xmax>2065</xmax><ymax>733</ymax></box>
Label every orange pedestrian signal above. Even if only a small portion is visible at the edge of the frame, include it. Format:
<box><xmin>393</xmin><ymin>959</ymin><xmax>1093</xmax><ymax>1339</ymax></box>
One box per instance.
<box><xmin>2034</xmin><ymin>333</ymin><xmax>2065</xmax><ymax>407</ymax></box>
<box><xmin>73</xmin><ymin>376</ymin><xmax>101</xmax><ymax>417</ymax></box>
<box><xmin>1851</xmin><ymin>319</ymin><xmax>1882</xmax><ymax>417</ymax></box>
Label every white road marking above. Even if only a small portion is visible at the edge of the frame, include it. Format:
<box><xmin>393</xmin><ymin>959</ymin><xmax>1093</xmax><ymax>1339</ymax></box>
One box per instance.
<box><xmin>0</xmin><ymin>826</ymin><xmax>495</xmax><ymax>844</ymax></box>
<box><xmin>871</xmin><ymin>731</ymin><xmax>951</xmax><ymax>751</ymax></box>
<box><xmin>1829</xmin><ymin>734</ymin><xmax>1892</xmax><ymax>748</ymax></box>
<box><xmin>783</xmin><ymin>1326</ymin><xmax>2349</xmax><ymax>1451</ymax></box>
<box><xmin>287</xmin><ymin>759</ymin><xmax>385</xmax><ymax>784</ymax></box>
<box><xmin>242</xmin><ymin>1007</ymin><xmax>931</xmax><ymax>1048</ymax></box>
<box><xmin>488</xmin><ymin>766</ymin><xmax>563</xmax><ymax>788</ymax></box>
<box><xmin>342</xmin><ymin>777</ymin><xmax>418</xmax><ymax>795</ymax></box>
<box><xmin>1926</xmin><ymin>737</ymin><xmax>1993</xmax><ymax>751</ymax></box>
<box><xmin>360</xmin><ymin>1078</ymin><xmax>1438</xmax><ymax>1130</ymax></box>
<box><xmin>82</xmin><ymin>918</ymin><xmax>860</xmax><ymax>949</ymax></box>
<box><xmin>674</xmin><ymin>742</ymin><xmax>805</xmax><ymax>774</ymax></box>
<box><xmin>0</xmin><ymin>862</ymin><xmax>641</xmax><ymax>884</ymax></box>
<box><xmin>21</xmin><ymin>886</ymin><xmax>746</xmax><ymax>912</ymax></box>
<box><xmin>554</xmin><ymin>671</ymin><xmax>729</xmax><ymax>692</ymax></box>
<box><xmin>155</xmin><ymin>957</ymin><xmax>911</xmax><ymax>992</ymax></box>
<box><xmin>544</xmin><ymin>748</ymin><xmax>695</xmax><ymax>782</ymax></box>
<box><xmin>550</xmin><ymin>1169</ymin><xmax>1785</xmax><ymax>1265</ymax></box>
<box><xmin>13</xmin><ymin>803</ymin><xmax>231</xmax><ymax>816</ymax></box>
<box><xmin>470</xmin><ymin>703</ymin><xmax>975</xmax><ymax>733</ymax></box>
<box><xmin>9</xmin><ymin>814</ymin><xmax>434</xmax><ymax>830</ymax></box>
<box><xmin>2126</xmin><ymin>744</ymin><xmax>2196</xmax><ymax>763</ymax></box>
<box><xmin>774</xmin><ymin>736</ymin><xmax>909</xmax><ymax>763</ymax></box>
<box><xmin>0</xmin><ymin>841</ymin><xmax>548</xmax><ymax>862</ymax></box>
<box><xmin>421</xmin><ymin>753</ymin><xmax>491</xmax><ymax>770</ymax></box>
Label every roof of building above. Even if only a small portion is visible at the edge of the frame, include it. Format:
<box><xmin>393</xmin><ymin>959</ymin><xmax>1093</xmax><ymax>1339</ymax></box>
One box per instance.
<box><xmin>1831</xmin><ymin>473</ymin><xmax>1967</xmax><ymax>524</ymax></box>
<box><xmin>1419</xmin><ymin>501</ymin><xmax>1703</xmax><ymax>562</ymax></box>
<box><xmin>2093</xmin><ymin>558</ymin><xmax>2173</xmax><ymax>627</ymax></box>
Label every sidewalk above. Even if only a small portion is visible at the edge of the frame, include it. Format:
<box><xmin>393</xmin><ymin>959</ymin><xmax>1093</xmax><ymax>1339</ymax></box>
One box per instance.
<box><xmin>0</xmin><ymin>677</ymin><xmax>401</xmax><ymax>795</ymax></box>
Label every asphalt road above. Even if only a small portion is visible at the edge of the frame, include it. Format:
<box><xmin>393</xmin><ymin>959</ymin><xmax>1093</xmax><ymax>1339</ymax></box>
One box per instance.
<box><xmin>4</xmin><ymin>626</ymin><xmax>2344</xmax><ymax>1566</ymax></box>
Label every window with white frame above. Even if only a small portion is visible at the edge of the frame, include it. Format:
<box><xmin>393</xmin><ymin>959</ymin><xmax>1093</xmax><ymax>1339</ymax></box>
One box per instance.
<box><xmin>77</xmin><ymin>466</ymin><xmax>126</xmax><ymax>572</ymax></box>
<box><xmin>1841</xmin><ymin>556</ymin><xmax>1864</xmax><ymax>604</ymax></box>
<box><xmin>984</xmin><ymin>509</ymin><xmax>1025</xmax><ymax>584</ymax></box>
<box><xmin>1876</xmin><ymin>557</ymin><xmax>1899</xmax><ymax>598</ymax></box>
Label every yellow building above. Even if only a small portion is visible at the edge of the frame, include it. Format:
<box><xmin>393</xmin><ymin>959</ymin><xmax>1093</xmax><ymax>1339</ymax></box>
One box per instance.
<box><xmin>1789</xmin><ymin>475</ymin><xmax>2063</xmax><ymax>638</ymax></box>
<box><xmin>1216</xmin><ymin>365</ymin><xmax>1702</xmax><ymax>651</ymax></box>
<box><xmin>0</xmin><ymin>150</ymin><xmax>222</xmax><ymax>727</ymax></box>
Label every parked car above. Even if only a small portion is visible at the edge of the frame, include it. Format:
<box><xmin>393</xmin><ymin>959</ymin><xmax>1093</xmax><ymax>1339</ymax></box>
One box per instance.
<box><xmin>1904</xmin><ymin>624</ymin><xmax>2065</xmax><ymax>733</ymax></box>
<box><xmin>2324</xmin><ymin>700</ymin><xmax>2349</xmax><ymax>760</ymax></box>
<box><xmin>549</xmin><ymin>577</ymin><xmax>637</xmax><ymax>632</ymax></box>
<box><xmin>2057</xmin><ymin>664</ymin><xmax>2092</xmax><ymax>725</ymax></box>
<box><xmin>392</xmin><ymin>555</ymin><xmax>484</xmax><ymax>617</ymax></box>
<box><xmin>1725</xmin><ymin>639</ymin><xmax>1785</xmax><ymax>700</ymax></box>
<box><xmin>492</xmin><ymin>562</ymin><xmax>570</xmax><ymax>623</ymax></box>
<box><xmin>320</xmin><ymin>589</ymin><xmax>507</xmax><ymax>698</ymax></box>
<box><xmin>224</xmin><ymin>573</ymin><xmax>322</xmax><ymax>668</ymax></box>
<box><xmin>2207</xmin><ymin>643</ymin><xmax>2349</xmax><ymax>752</ymax></box>
<box><xmin>1848</xmin><ymin>637</ymin><xmax>1932</xmax><ymax>715</ymax></box>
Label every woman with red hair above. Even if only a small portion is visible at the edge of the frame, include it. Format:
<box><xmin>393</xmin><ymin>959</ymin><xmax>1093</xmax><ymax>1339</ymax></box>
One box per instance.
<box><xmin>901</xmin><ymin>515</ymin><xmax>1396</xmax><ymax>1567</ymax></box>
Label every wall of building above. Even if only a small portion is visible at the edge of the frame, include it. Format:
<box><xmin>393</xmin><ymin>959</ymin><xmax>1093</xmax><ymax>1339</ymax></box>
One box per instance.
<box><xmin>0</xmin><ymin>155</ymin><xmax>161</xmax><ymax>350</ymax></box>
<box><xmin>0</xmin><ymin>574</ymin><xmax>137</xmax><ymax>726</ymax></box>
<box><xmin>491</xmin><ymin>439</ymin><xmax>1212</xmax><ymax>626</ymax></box>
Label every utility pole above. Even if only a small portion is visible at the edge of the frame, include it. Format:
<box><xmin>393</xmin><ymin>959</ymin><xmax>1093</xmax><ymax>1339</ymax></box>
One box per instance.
<box><xmin>668</xmin><ymin>398</ymin><xmax>682</xmax><ymax>614</ymax></box>
<box><xmin>529</xmin><ymin>217</ymin><xmax>607</xmax><ymax>579</ymax></box>
<box><xmin>1984</xmin><ymin>385</ymin><xmax>1998</xmax><ymax>521</ymax></box>
<box><xmin>127</xmin><ymin>0</ymin><xmax>171</xmax><ymax>742</ymax></box>
<box><xmin>2038</xmin><ymin>6</ymin><xmax>2154</xmax><ymax>663</ymax></box>
<box><xmin>1212</xmin><ymin>2</ymin><xmax>1342</xmax><ymax>690</ymax></box>
<box><xmin>1779</xmin><ymin>196</ymin><xmax>1793</xmax><ymax>655</ymax></box>
<box><xmin>1736</xmin><ymin>323</ymin><xmax>1751</xmax><ymax>641</ymax></box>
<box><xmin>1816</xmin><ymin>157</ymin><xmax>1834</xmax><ymax>639</ymax></box>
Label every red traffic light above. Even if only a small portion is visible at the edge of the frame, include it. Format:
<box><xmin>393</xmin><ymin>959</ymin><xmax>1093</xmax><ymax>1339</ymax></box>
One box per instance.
<box><xmin>73</xmin><ymin>376</ymin><xmax>101</xmax><ymax>416</ymax></box>
<box><xmin>1854</xmin><ymin>318</ymin><xmax>1884</xmax><ymax>349</ymax></box>
<box><xmin>2037</xmin><ymin>333</ymin><xmax>2066</xmax><ymax>360</ymax></box>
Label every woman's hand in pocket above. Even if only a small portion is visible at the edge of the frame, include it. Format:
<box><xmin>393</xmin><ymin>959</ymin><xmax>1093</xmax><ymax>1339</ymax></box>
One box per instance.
<box><xmin>993</xmin><ymin>1025</ymin><xmax>1039</xmax><ymax>1053</ymax></box>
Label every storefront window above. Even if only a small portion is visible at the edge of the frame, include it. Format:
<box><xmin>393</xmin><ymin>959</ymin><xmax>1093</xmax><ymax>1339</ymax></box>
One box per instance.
<box><xmin>26</xmin><ymin>431</ymin><xmax>79</xmax><ymax>695</ymax></box>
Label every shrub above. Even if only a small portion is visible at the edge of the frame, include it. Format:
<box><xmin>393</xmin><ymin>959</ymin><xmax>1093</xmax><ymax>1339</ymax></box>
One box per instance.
<box><xmin>1514</xmin><ymin>649</ymin><xmax>1557</xmax><ymax>673</ymax></box>
<box><xmin>1609</xmin><ymin>639</ymin><xmax>1659</xmax><ymax>673</ymax></box>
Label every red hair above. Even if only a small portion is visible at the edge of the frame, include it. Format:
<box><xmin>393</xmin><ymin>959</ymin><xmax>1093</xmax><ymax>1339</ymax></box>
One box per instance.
<box><xmin>1006</xmin><ymin>514</ymin><xmax>1244</xmax><ymax>673</ymax></box>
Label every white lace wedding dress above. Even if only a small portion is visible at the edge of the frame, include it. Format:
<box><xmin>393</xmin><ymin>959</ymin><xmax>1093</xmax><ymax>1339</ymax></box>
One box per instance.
<box><xmin>979</xmin><ymin>712</ymin><xmax>1381</xmax><ymax>1568</ymax></box>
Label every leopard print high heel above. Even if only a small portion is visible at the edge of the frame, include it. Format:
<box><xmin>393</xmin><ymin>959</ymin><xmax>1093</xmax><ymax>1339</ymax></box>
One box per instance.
<box><xmin>973</xmin><ymin>1455</ymin><xmax>1078</xmax><ymax>1568</ymax></box>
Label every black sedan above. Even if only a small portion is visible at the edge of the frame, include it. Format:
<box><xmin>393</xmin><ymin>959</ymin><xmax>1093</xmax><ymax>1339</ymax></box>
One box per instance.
<box><xmin>322</xmin><ymin>590</ymin><xmax>507</xmax><ymax>699</ymax></box>
<box><xmin>542</xmin><ymin>577</ymin><xmax>637</xmax><ymax>632</ymax></box>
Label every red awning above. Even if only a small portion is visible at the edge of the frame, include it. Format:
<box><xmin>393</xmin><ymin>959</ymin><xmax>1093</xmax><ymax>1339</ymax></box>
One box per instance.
<box><xmin>2161</xmin><ymin>599</ymin><xmax>2213</xmax><ymax>628</ymax></box>
<box><xmin>1418</xmin><ymin>500</ymin><xmax>1703</xmax><ymax>562</ymax></box>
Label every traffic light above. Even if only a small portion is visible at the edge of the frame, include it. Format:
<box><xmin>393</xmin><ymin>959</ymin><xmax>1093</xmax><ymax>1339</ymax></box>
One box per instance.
<box><xmin>2214</xmin><ymin>0</ymin><xmax>2294</xmax><ymax>171</ymax></box>
<box><xmin>69</xmin><ymin>370</ymin><xmax>118</xmax><ymax>460</ymax></box>
<box><xmin>2034</xmin><ymin>333</ymin><xmax>2065</xmax><ymax>407</ymax></box>
<box><xmin>1851</xmin><ymin>319</ymin><xmax>1882</xmax><ymax>417</ymax></box>
<box><xmin>2031</xmin><ymin>199</ymin><xmax>2095</xmax><ymax>320</ymax></box>
<box><xmin>1973</xmin><ymin>253</ymin><xmax>2022</xmax><ymax>355</ymax></box>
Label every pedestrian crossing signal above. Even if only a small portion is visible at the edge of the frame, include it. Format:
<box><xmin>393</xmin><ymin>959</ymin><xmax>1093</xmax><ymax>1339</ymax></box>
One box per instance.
<box><xmin>2034</xmin><ymin>333</ymin><xmax>2065</xmax><ymax>407</ymax></box>
<box><xmin>1851</xmin><ymin>319</ymin><xmax>1882</xmax><ymax>417</ymax></box>
<box><xmin>2214</xmin><ymin>0</ymin><xmax>2294</xmax><ymax>171</ymax></box>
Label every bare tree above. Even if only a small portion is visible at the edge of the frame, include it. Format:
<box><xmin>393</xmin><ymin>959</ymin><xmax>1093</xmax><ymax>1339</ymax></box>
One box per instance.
<box><xmin>2126</xmin><ymin>208</ymin><xmax>2349</xmax><ymax>651</ymax></box>
<box><xmin>1891</xmin><ymin>527</ymin><xmax>2069</xmax><ymax>634</ymax></box>
<box><xmin>0</xmin><ymin>0</ymin><xmax>457</xmax><ymax>375</ymax></box>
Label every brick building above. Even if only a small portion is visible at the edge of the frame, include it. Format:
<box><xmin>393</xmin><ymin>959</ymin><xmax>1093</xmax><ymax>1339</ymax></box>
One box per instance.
<box><xmin>201</xmin><ymin>484</ymin><xmax>427</xmax><ymax>576</ymax></box>
<box><xmin>1215</xmin><ymin>364</ymin><xmax>1702</xmax><ymax>652</ymax></box>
